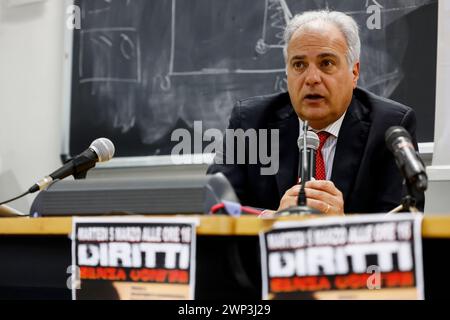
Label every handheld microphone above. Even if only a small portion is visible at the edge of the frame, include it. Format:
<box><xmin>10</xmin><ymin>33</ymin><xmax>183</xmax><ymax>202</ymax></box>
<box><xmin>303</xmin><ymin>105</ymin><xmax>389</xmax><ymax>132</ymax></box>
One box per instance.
<box><xmin>29</xmin><ymin>138</ymin><xmax>115</xmax><ymax>193</ymax></box>
<box><xmin>385</xmin><ymin>126</ymin><xmax>427</xmax><ymax>192</ymax></box>
<box><xmin>297</xmin><ymin>130</ymin><xmax>320</xmax><ymax>206</ymax></box>
<box><xmin>298</xmin><ymin>131</ymin><xmax>320</xmax><ymax>182</ymax></box>
<box><xmin>277</xmin><ymin>121</ymin><xmax>321</xmax><ymax>216</ymax></box>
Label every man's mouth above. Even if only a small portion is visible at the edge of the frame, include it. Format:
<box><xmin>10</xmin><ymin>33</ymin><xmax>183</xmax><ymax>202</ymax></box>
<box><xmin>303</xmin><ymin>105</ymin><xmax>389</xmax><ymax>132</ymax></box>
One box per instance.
<box><xmin>304</xmin><ymin>94</ymin><xmax>325</xmax><ymax>101</ymax></box>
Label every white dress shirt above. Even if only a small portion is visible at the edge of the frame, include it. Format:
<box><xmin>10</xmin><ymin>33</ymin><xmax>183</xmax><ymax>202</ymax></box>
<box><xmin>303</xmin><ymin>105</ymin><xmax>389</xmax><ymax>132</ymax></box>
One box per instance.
<box><xmin>299</xmin><ymin>112</ymin><xmax>347</xmax><ymax>180</ymax></box>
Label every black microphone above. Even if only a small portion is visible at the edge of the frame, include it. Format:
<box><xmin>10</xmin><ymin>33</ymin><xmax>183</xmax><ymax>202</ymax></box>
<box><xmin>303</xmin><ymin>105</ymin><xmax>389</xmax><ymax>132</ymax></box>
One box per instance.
<box><xmin>29</xmin><ymin>138</ymin><xmax>115</xmax><ymax>193</ymax></box>
<box><xmin>298</xmin><ymin>131</ymin><xmax>320</xmax><ymax>182</ymax></box>
<box><xmin>275</xmin><ymin>121</ymin><xmax>321</xmax><ymax>216</ymax></box>
<box><xmin>297</xmin><ymin>130</ymin><xmax>320</xmax><ymax>206</ymax></box>
<box><xmin>385</xmin><ymin>126</ymin><xmax>428</xmax><ymax>192</ymax></box>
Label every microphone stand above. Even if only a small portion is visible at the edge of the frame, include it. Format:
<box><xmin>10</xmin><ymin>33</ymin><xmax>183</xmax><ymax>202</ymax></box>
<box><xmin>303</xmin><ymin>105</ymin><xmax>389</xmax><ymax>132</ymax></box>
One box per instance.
<box><xmin>388</xmin><ymin>180</ymin><xmax>421</xmax><ymax>214</ymax></box>
<box><xmin>277</xmin><ymin>121</ymin><xmax>321</xmax><ymax>216</ymax></box>
<box><xmin>61</xmin><ymin>155</ymin><xmax>88</xmax><ymax>180</ymax></box>
<box><xmin>386</xmin><ymin>131</ymin><xmax>427</xmax><ymax>215</ymax></box>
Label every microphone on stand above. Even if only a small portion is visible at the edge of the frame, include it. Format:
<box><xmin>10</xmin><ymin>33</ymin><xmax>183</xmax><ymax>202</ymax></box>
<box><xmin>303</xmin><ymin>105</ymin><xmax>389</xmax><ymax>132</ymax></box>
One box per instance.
<box><xmin>297</xmin><ymin>129</ymin><xmax>320</xmax><ymax>206</ymax></box>
<box><xmin>277</xmin><ymin>121</ymin><xmax>321</xmax><ymax>216</ymax></box>
<box><xmin>0</xmin><ymin>138</ymin><xmax>115</xmax><ymax>208</ymax></box>
<box><xmin>385</xmin><ymin>126</ymin><xmax>427</xmax><ymax>214</ymax></box>
<box><xmin>385</xmin><ymin>127</ymin><xmax>427</xmax><ymax>192</ymax></box>
<box><xmin>29</xmin><ymin>138</ymin><xmax>115</xmax><ymax>193</ymax></box>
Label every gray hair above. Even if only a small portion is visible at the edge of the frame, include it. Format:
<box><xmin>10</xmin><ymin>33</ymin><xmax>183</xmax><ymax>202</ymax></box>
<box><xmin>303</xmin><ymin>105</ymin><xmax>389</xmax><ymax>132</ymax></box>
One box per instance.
<box><xmin>283</xmin><ymin>10</ymin><xmax>361</xmax><ymax>68</ymax></box>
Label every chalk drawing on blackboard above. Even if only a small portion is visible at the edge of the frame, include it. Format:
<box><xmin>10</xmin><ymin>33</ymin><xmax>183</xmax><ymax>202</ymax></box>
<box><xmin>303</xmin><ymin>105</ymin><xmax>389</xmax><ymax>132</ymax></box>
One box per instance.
<box><xmin>153</xmin><ymin>0</ymin><xmax>417</xmax><ymax>96</ymax></box>
<box><xmin>256</xmin><ymin>0</ymin><xmax>292</xmax><ymax>55</ymax></box>
<box><xmin>161</xmin><ymin>0</ymin><xmax>286</xmax><ymax>93</ymax></box>
<box><xmin>79</xmin><ymin>27</ymin><xmax>141</xmax><ymax>84</ymax></box>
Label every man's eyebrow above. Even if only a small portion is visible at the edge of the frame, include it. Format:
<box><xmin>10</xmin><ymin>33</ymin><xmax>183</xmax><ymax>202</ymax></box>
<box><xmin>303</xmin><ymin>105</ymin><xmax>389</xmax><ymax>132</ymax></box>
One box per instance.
<box><xmin>290</xmin><ymin>55</ymin><xmax>307</xmax><ymax>61</ymax></box>
<box><xmin>317</xmin><ymin>52</ymin><xmax>340</xmax><ymax>59</ymax></box>
<box><xmin>290</xmin><ymin>53</ymin><xmax>340</xmax><ymax>61</ymax></box>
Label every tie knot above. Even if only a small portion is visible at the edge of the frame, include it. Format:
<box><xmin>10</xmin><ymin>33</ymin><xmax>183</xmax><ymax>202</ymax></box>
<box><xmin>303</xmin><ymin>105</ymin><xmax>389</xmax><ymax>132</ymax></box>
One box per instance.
<box><xmin>317</xmin><ymin>131</ymin><xmax>331</xmax><ymax>148</ymax></box>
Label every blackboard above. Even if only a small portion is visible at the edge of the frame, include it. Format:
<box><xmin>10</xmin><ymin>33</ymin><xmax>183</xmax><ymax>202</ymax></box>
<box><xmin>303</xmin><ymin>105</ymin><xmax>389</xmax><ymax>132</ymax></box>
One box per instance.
<box><xmin>68</xmin><ymin>0</ymin><xmax>438</xmax><ymax>159</ymax></box>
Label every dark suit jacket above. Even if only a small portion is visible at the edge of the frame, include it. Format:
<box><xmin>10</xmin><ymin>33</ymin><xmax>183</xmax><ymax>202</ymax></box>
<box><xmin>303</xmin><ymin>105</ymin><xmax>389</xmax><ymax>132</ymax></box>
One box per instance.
<box><xmin>207</xmin><ymin>87</ymin><xmax>425</xmax><ymax>214</ymax></box>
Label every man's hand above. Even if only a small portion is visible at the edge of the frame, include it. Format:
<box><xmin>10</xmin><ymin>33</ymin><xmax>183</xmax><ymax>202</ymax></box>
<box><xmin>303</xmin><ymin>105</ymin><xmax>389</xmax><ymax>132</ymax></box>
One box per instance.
<box><xmin>278</xmin><ymin>180</ymin><xmax>345</xmax><ymax>216</ymax></box>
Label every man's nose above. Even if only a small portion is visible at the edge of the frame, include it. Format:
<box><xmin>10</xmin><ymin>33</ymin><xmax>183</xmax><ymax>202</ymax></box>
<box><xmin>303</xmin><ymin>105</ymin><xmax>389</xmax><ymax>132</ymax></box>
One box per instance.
<box><xmin>304</xmin><ymin>66</ymin><xmax>322</xmax><ymax>86</ymax></box>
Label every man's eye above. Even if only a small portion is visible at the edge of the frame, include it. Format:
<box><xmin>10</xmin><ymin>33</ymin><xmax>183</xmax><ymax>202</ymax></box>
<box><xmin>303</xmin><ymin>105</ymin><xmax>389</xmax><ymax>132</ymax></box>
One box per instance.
<box><xmin>321</xmin><ymin>60</ymin><xmax>335</xmax><ymax>68</ymax></box>
<box><xmin>293</xmin><ymin>61</ymin><xmax>306</xmax><ymax>71</ymax></box>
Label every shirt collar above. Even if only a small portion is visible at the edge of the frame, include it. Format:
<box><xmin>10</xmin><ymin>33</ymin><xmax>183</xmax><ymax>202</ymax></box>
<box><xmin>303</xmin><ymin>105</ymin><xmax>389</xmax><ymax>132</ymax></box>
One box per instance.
<box><xmin>298</xmin><ymin>111</ymin><xmax>347</xmax><ymax>138</ymax></box>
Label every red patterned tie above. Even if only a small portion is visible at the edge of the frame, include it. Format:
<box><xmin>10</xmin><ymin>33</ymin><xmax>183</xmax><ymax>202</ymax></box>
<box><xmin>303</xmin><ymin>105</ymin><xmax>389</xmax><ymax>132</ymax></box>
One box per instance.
<box><xmin>316</xmin><ymin>132</ymin><xmax>331</xmax><ymax>181</ymax></box>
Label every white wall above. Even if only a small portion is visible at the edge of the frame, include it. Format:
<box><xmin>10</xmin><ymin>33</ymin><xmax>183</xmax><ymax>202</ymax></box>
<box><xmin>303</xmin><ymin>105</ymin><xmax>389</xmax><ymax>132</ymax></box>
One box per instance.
<box><xmin>0</xmin><ymin>0</ymin><xmax>64</xmax><ymax>213</ymax></box>
<box><xmin>425</xmin><ymin>0</ymin><xmax>450</xmax><ymax>214</ymax></box>
<box><xmin>432</xmin><ymin>0</ymin><xmax>450</xmax><ymax>166</ymax></box>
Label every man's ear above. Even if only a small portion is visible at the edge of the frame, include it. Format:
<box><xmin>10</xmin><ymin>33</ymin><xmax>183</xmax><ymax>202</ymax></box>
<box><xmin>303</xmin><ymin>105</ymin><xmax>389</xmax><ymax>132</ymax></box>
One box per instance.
<box><xmin>352</xmin><ymin>62</ymin><xmax>360</xmax><ymax>88</ymax></box>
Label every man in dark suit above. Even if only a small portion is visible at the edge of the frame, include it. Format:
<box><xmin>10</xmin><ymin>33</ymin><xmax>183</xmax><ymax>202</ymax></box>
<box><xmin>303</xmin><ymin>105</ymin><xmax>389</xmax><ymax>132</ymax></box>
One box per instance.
<box><xmin>208</xmin><ymin>10</ymin><xmax>424</xmax><ymax>215</ymax></box>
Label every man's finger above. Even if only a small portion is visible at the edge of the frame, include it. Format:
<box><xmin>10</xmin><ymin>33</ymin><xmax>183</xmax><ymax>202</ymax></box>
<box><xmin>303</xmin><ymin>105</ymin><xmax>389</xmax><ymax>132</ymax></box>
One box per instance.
<box><xmin>305</xmin><ymin>180</ymin><xmax>342</xmax><ymax>197</ymax></box>
<box><xmin>284</xmin><ymin>185</ymin><xmax>301</xmax><ymax>197</ymax></box>
<box><xmin>307</xmin><ymin>198</ymin><xmax>343</xmax><ymax>216</ymax></box>
<box><xmin>304</xmin><ymin>187</ymin><xmax>335</xmax><ymax>204</ymax></box>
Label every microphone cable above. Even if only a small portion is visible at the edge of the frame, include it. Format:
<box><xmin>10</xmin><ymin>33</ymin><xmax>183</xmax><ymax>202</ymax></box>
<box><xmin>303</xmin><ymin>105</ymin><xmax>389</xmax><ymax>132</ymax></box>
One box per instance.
<box><xmin>0</xmin><ymin>190</ymin><xmax>30</xmax><ymax>206</ymax></box>
<box><xmin>209</xmin><ymin>202</ymin><xmax>263</xmax><ymax>216</ymax></box>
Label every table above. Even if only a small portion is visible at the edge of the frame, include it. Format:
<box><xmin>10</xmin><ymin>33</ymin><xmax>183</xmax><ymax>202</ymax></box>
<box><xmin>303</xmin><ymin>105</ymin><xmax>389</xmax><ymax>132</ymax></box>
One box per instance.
<box><xmin>1</xmin><ymin>215</ymin><xmax>450</xmax><ymax>299</ymax></box>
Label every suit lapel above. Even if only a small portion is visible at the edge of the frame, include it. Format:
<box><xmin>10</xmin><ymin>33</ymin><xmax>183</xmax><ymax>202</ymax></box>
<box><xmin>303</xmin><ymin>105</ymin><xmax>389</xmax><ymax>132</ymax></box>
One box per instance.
<box><xmin>331</xmin><ymin>97</ymin><xmax>371</xmax><ymax>204</ymax></box>
<box><xmin>269</xmin><ymin>105</ymin><xmax>299</xmax><ymax>199</ymax></box>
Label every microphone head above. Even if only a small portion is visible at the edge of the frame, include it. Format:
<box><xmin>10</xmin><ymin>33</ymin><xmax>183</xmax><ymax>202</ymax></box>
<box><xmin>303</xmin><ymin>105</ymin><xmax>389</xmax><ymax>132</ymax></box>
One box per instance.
<box><xmin>298</xmin><ymin>131</ymin><xmax>320</xmax><ymax>151</ymax></box>
<box><xmin>385</xmin><ymin>126</ymin><xmax>412</xmax><ymax>152</ymax></box>
<box><xmin>90</xmin><ymin>138</ymin><xmax>115</xmax><ymax>163</ymax></box>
